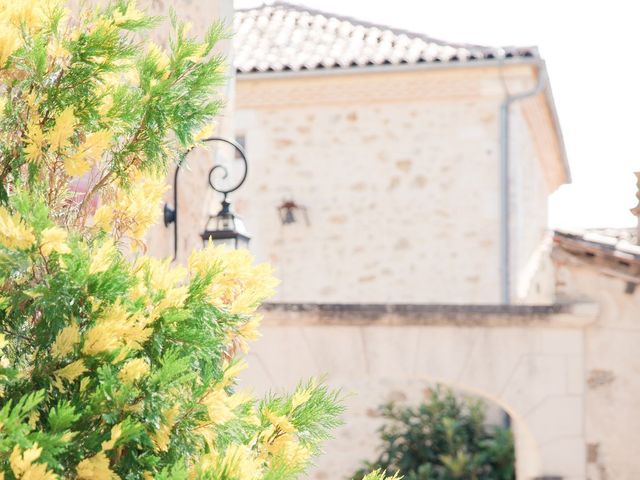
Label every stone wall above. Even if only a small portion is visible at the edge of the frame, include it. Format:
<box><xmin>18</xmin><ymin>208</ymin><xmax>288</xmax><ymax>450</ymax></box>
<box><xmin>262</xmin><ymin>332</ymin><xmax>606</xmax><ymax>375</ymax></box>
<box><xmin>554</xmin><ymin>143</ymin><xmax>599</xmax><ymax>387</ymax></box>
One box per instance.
<box><xmin>240</xmin><ymin>303</ymin><xmax>594</xmax><ymax>480</ymax></box>
<box><xmin>235</xmin><ymin>65</ymin><xmax>565</xmax><ymax>305</ymax></box>
<box><xmin>510</xmin><ymin>104</ymin><xmax>556</xmax><ymax>303</ymax></box>
<box><xmin>554</xmin><ymin>249</ymin><xmax>640</xmax><ymax>480</ymax></box>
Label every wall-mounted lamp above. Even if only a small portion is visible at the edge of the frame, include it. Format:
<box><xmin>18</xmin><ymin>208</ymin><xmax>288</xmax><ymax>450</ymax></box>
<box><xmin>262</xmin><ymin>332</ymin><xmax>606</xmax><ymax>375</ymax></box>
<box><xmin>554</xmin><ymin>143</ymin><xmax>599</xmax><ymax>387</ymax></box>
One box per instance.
<box><xmin>277</xmin><ymin>199</ymin><xmax>309</xmax><ymax>226</ymax></box>
<box><xmin>164</xmin><ymin>137</ymin><xmax>249</xmax><ymax>260</ymax></box>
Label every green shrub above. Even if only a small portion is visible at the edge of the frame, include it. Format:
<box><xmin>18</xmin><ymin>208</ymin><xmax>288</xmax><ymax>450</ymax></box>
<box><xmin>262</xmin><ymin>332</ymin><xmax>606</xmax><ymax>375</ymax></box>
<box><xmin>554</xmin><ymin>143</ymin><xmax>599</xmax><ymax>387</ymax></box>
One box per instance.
<box><xmin>352</xmin><ymin>387</ymin><xmax>516</xmax><ymax>480</ymax></box>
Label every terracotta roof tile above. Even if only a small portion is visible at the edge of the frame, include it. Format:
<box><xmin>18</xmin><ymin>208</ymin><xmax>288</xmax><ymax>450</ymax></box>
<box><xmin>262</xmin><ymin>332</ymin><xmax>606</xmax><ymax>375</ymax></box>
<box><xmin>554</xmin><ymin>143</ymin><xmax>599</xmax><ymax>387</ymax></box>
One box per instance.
<box><xmin>555</xmin><ymin>228</ymin><xmax>640</xmax><ymax>259</ymax></box>
<box><xmin>234</xmin><ymin>2</ymin><xmax>539</xmax><ymax>74</ymax></box>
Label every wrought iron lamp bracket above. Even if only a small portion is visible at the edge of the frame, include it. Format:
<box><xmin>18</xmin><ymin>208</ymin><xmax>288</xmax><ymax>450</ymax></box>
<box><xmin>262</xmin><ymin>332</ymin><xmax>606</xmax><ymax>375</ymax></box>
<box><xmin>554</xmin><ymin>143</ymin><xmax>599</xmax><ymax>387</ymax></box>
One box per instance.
<box><xmin>164</xmin><ymin>136</ymin><xmax>248</xmax><ymax>260</ymax></box>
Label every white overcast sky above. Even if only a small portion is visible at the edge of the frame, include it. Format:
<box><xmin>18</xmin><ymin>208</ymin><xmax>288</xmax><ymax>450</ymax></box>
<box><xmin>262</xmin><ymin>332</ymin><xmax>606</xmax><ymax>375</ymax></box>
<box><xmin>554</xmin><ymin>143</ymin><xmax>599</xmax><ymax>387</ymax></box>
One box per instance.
<box><xmin>234</xmin><ymin>0</ymin><xmax>640</xmax><ymax>229</ymax></box>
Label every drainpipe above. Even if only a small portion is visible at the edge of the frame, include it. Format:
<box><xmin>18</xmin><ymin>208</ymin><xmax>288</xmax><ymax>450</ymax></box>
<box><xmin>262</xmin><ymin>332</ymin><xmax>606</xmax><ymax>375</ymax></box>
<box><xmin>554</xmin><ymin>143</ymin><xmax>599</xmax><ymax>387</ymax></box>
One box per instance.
<box><xmin>499</xmin><ymin>61</ymin><xmax>547</xmax><ymax>304</ymax></box>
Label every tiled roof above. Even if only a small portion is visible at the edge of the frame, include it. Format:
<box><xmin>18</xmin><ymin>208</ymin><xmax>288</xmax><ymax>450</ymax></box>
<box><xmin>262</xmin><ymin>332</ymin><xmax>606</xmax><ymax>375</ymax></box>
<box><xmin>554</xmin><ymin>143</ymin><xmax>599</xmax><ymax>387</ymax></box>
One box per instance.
<box><xmin>555</xmin><ymin>228</ymin><xmax>640</xmax><ymax>258</ymax></box>
<box><xmin>554</xmin><ymin>229</ymin><xmax>640</xmax><ymax>288</ymax></box>
<box><xmin>234</xmin><ymin>2</ymin><xmax>539</xmax><ymax>75</ymax></box>
<box><xmin>554</xmin><ymin>229</ymin><xmax>640</xmax><ymax>281</ymax></box>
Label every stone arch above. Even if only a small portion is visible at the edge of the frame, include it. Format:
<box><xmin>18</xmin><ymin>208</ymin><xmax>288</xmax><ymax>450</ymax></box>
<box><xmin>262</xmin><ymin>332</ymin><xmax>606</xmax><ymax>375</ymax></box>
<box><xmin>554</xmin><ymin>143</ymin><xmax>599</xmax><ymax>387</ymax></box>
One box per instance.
<box><xmin>240</xmin><ymin>322</ymin><xmax>586</xmax><ymax>480</ymax></box>
<box><xmin>406</xmin><ymin>376</ymin><xmax>543</xmax><ymax>480</ymax></box>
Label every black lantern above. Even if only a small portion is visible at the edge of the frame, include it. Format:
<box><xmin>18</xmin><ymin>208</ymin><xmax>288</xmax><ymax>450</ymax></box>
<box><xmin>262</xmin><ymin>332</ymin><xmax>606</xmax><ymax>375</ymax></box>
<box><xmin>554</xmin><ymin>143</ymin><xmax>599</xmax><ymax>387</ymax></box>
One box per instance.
<box><xmin>164</xmin><ymin>136</ymin><xmax>250</xmax><ymax>260</ymax></box>
<box><xmin>277</xmin><ymin>199</ymin><xmax>309</xmax><ymax>226</ymax></box>
<box><xmin>201</xmin><ymin>199</ymin><xmax>250</xmax><ymax>249</ymax></box>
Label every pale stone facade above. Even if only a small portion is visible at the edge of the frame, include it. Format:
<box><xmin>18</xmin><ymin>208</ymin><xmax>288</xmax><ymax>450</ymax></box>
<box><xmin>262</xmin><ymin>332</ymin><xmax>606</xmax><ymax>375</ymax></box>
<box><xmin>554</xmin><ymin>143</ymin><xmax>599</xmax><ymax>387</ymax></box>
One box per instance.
<box><xmin>231</xmin><ymin>60</ymin><xmax>579</xmax><ymax>479</ymax></box>
<box><xmin>234</xmin><ymin>64</ymin><xmax>566</xmax><ymax>305</ymax></box>
<box><xmin>237</xmin><ymin>236</ymin><xmax>640</xmax><ymax>480</ymax></box>
<box><xmin>553</xmin><ymin>241</ymin><xmax>640</xmax><ymax>480</ymax></box>
<box><xmin>241</xmin><ymin>304</ymin><xmax>595</xmax><ymax>480</ymax></box>
<box><xmin>241</xmin><ymin>264</ymin><xmax>640</xmax><ymax>480</ymax></box>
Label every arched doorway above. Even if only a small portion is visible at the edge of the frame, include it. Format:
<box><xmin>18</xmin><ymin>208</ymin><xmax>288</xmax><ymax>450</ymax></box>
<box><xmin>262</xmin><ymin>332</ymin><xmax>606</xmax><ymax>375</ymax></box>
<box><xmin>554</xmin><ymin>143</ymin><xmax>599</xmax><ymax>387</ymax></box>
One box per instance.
<box><xmin>240</xmin><ymin>320</ymin><xmax>586</xmax><ymax>479</ymax></box>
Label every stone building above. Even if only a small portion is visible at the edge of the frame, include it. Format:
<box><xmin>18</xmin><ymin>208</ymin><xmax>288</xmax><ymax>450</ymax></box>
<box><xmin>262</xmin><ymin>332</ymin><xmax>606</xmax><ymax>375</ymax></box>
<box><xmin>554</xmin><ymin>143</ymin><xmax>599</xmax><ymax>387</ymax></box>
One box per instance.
<box><xmin>145</xmin><ymin>2</ymin><xmax>640</xmax><ymax>479</ymax></box>
<box><xmin>552</xmin><ymin>229</ymin><xmax>640</xmax><ymax>480</ymax></box>
<box><xmin>233</xmin><ymin>2</ymin><xmax>568</xmax><ymax>306</ymax></box>
<box><xmin>229</xmin><ymin>3</ymin><xmax>638</xmax><ymax>480</ymax></box>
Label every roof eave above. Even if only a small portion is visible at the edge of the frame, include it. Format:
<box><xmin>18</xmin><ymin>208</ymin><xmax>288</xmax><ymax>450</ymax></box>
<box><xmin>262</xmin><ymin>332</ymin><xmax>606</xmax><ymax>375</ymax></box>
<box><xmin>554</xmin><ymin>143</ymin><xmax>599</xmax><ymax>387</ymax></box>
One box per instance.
<box><xmin>554</xmin><ymin>230</ymin><xmax>640</xmax><ymax>284</ymax></box>
<box><xmin>235</xmin><ymin>58</ymin><xmax>570</xmax><ymax>185</ymax></box>
<box><xmin>235</xmin><ymin>56</ymin><xmax>541</xmax><ymax>80</ymax></box>
<box><xmin>540</xmin><ymin>65</ymin><xmax>571</xmax><ymax>184</ymax></box>
<box><xmin>554</xmin><ymin>230</ymin><xmax>640</xmax><ymax>259</ymax></box>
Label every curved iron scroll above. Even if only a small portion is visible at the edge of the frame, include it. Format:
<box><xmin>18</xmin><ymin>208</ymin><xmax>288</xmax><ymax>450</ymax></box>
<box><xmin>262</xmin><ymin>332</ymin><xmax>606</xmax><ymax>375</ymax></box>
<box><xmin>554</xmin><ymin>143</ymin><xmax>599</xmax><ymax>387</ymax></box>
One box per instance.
<box><xmin>164</xmin><ymin>136</ymin><xmax>249</xmax><ymax>261</ymax></box>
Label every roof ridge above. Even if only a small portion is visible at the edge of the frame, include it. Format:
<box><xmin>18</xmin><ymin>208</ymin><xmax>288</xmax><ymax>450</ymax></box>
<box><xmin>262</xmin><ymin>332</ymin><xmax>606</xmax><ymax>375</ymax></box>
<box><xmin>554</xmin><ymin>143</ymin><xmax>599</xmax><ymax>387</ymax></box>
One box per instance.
<box><xmin>234</xmin><ymin>1</ymin><xmax>540</xmax><ymax>75</ymax></box>
<box><xmin>239</xmin><ymin>1</ymin><xmax>537</xmax><ymax>53</ymax></box>
<box><xmin>275</xmin><ymin>1</ymin><xmax>492</xmax><ymax>50</ymax></box>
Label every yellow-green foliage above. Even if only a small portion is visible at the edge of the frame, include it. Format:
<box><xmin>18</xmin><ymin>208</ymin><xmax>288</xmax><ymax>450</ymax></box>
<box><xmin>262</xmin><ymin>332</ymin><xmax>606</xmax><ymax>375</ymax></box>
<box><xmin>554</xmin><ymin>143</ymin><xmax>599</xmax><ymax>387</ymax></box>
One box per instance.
<box><xmin>0</xmin><ymin>1</ymin><xmax>397</xmax><ymax>479</ymax></box>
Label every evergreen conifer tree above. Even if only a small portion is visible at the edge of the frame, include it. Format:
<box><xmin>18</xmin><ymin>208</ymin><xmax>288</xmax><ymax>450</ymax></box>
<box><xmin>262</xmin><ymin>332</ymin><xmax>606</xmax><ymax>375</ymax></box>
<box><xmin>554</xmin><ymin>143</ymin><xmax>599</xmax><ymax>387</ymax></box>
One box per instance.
<box><xmin>0</xmin><ymin>1</ymin><xmax>398</xmax><ymax>478</ymax></box>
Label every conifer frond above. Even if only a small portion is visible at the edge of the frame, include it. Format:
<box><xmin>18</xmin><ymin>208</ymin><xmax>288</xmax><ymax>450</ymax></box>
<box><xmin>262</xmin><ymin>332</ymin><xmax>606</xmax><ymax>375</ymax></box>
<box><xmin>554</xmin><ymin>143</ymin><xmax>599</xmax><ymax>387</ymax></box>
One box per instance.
<box><xmin>0</xmin><ymin>1</ymin><xmax>352</xmax><ymax>478</ymax></box>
